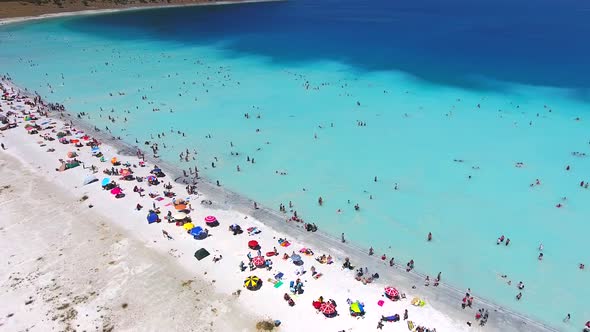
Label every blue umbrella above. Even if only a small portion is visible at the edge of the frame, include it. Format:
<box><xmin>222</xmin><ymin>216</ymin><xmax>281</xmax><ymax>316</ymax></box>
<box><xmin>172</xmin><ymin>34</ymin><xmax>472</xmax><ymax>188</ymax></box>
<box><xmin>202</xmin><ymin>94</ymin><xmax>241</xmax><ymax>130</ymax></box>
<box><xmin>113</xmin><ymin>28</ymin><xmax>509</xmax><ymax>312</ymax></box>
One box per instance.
<box><xmin>147</xmin><ymin>211</ymin><xmax>158</xmax><ymax>224</ymax></box>
<box><xmin>101</xmin><ymin>177</ymin><xmax>110</xmax><ymax>186</ymax></box>
<box><xmin>190</xmin><ymin>226</ymin><xmax>204</xmax><ymax>237</ymax></box>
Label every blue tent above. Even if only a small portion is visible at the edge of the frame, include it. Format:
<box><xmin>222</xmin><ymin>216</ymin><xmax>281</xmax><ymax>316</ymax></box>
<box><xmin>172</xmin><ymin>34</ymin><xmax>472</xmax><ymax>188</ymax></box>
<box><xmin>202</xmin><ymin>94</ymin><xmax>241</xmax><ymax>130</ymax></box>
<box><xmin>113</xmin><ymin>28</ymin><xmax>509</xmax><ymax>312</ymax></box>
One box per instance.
<box><xmin>147</xmin><ymin>211</ymin><xmax>159</xmax><ymax>224</ymax></box>
<box><xmin>101</xmin><ymin>177</ymin><xmax>110</xmax><ymax>187</ymax></box>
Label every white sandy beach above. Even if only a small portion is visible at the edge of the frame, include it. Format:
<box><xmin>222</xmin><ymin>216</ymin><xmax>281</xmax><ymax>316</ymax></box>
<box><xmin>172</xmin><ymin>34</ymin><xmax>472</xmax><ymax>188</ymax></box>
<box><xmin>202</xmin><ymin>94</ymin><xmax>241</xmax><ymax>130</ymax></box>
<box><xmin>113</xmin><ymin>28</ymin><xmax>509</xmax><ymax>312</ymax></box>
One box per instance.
<box><xmin>0</xmin><ymin>78</ymin><xmax>558</xmax><ymax>332</ymax></box>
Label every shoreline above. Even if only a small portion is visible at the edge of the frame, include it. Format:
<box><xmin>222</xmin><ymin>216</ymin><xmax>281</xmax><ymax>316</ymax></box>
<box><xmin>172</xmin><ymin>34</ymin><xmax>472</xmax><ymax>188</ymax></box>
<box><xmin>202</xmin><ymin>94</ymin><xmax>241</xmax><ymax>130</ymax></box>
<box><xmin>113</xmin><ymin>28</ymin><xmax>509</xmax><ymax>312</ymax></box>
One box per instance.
<box><xmin>0</xmin><ymin>0</ymin><xmax>282</xmax><ymax>26</ymax></box>
<box><xmin>0</xmin><ymin>78</ymin><xmax>560</xmax><ymax>331</ymax></box>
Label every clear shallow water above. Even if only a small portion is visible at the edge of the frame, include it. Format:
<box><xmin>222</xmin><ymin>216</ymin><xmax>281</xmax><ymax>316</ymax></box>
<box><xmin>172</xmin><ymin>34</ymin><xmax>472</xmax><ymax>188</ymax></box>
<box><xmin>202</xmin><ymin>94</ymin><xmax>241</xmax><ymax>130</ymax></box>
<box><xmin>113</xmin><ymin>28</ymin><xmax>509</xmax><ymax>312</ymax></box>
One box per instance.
<box><xmin>1</xmin><ymin>1</ymin><xmax>589</xmax><ymax>329</ymax></box>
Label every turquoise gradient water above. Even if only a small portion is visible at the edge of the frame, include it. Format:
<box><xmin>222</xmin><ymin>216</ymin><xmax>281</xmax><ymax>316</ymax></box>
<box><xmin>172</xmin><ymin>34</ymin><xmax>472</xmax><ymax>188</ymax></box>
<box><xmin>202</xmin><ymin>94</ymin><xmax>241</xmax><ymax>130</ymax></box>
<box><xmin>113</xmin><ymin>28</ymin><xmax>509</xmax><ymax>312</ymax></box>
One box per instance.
<box><xmin>1</xmin><ymin>2</ymin><xmax>589</xmax><ymax>329</ymax></box>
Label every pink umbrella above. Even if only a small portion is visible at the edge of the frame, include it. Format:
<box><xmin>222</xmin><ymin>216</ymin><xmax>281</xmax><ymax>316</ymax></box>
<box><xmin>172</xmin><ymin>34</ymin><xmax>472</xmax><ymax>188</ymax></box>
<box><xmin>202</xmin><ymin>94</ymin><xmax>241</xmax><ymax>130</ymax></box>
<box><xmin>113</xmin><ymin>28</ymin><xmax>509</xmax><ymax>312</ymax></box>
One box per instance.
<box><xmin>110</xmin><ymin>187</ymin><xmax>122</xmax><ymax>195</ymax></box>
<box><xmin>205</xmin><ymin>216</ymin><xmax>217</xmax><ymax>224</ymax></box>
<box><xmin>384</xmin><ymin>286</ymin><xmax>400</xmax><ymax>300</ymax></box>
<box><xmin>319</xmin><ymin>301</ymin><xmax>337</xmax><ymax>316</ymax></box>
<box><xmin>252</xmin><ymin>255</ymin><xmax>266</xmax><ymax>267</ymax></box>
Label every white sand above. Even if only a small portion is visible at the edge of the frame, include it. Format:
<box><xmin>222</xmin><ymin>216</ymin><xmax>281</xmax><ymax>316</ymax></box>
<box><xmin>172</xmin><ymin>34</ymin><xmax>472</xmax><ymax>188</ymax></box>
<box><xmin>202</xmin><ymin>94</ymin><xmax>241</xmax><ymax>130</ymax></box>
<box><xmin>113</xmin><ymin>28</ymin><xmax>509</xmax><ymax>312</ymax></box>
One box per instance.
<box><xmin>0</xmin><ymin>80</ymin><xmax>552</xmax><ymax>331</ymax></box>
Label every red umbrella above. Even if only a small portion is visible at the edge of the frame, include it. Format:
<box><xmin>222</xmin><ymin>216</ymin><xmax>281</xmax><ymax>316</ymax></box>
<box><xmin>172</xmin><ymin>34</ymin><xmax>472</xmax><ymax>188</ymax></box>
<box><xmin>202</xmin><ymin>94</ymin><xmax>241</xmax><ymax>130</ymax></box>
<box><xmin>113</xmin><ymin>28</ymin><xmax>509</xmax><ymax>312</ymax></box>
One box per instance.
<box><xmin>110</xmin><ymin>187</ymin><xmax>122</xmax><ymax>195</ymax></box>
<box><xmin>384</xmin><ymin>286</ymin><xmax>399</xmax><ymax>299</ymax></box>
<box><xmin>248</xmin><ymin>240</ymin><xmax>259</xmax><ymax>249</ymax></box>
<box><xmin>252</xmin><ymin>255</ymin><xmax>266</xmax><ymax>267</ymax></box>
<box><xmin>319</xmin><ymin>301</ymin><xmax>336</xmax><ymax>316</ymax></box>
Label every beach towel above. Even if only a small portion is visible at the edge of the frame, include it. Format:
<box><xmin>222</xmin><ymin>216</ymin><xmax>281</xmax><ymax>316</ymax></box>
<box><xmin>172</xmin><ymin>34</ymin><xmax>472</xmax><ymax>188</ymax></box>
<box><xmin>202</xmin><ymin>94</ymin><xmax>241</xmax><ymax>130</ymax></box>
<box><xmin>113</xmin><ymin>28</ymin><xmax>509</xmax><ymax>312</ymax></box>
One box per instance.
<box><xmin>274</xmin><ymin>281</ymin><xmax>284</xmax><ymax>288</ymax></box>
<box><xmin>407</xmin><ymin>320</ymin><xmax>415</xmax><ymax>330</ymax></box>
<box><xmin>377</xmin><ymin>300</ymin><xmax>384</xmax><ymax>307</ymax></box>
<box><xmin>313</xmin><ymin>273</ymin><xmax>323</xmax><ymax>280</ymax></box>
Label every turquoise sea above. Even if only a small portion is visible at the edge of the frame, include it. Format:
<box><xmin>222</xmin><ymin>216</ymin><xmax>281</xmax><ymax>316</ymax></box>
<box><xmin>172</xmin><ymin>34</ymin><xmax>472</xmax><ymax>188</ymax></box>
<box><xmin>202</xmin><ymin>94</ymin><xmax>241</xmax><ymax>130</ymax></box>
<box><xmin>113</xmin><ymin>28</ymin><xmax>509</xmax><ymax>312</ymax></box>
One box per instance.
<box><xmin>1</xmin><ymin>1</ymin><xmax>589</xmax><ymax>329</ymax></box>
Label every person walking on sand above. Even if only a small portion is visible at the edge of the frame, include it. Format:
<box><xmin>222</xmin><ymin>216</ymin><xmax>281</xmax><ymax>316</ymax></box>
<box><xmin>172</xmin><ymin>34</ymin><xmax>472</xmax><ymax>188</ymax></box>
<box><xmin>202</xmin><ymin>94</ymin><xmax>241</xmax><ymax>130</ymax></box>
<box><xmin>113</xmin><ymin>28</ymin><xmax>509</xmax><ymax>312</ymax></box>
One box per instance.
<box><xmin>341</xmin><ymin>233</ymin><xmax>345</xmax><ymax>243</ymax></box>
<box><xmin>1</xmin><ymin>143</ymin><xmax>5</xmax><ymax>150</ymax></box>
<box><xmin>403</xmin><ymin>309</ymin><xmax>408</xmax><ymax>320</ymax></box>
<box><xmin>162</xmin><ymin>230</ymin><xmax>172</xmax><ymax>240</ymax></box>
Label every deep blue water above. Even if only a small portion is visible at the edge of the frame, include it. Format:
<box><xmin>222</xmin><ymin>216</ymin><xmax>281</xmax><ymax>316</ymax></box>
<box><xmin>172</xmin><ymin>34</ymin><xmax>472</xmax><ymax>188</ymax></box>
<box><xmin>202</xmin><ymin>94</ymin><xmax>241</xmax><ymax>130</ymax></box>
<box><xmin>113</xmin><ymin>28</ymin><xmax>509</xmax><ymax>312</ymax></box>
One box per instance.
<box><xmin>66</xmin><ymin>0</ymin><xmax>590</xmax><ymax>93</ymax></box>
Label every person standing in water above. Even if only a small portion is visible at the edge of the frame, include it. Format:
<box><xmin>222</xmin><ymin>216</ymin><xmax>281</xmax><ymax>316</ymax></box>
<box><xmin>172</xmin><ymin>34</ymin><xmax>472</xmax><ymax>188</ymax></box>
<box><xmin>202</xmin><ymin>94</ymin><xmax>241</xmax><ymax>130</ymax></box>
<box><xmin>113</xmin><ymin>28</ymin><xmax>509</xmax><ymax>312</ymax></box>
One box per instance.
<box><xmin>427</xmin><ymin>232</ymin><xmax>432</xmax><ymax>241</ymax></box>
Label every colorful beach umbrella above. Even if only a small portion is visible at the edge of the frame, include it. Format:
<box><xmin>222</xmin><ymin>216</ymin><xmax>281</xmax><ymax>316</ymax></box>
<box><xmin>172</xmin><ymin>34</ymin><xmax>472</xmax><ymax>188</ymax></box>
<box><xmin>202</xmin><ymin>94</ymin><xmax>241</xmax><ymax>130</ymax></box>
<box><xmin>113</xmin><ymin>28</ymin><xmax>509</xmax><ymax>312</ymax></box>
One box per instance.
<box><xmin>110</xmin><ymin>187</ymin><xmax>122</xmax><ymax>195</ymax></box>
<box><xmin>204</xmin><ymin>215</ymin><xmax>217</xmax><ymax>223</ymax></box>
<box><xmin>120</xmin><ymin>169</ymin><xmax>131</xmax><ymax>177</ymax></box>
<box><xmin>252</xmin><ymin>255</ymin><xmax>266</xmax><ymax>267</ymax></box>
<box><xmin>349</xmin><ymin>301</ymin><xmax>364</xmax><ymax>314</ymax></box>
<box><xmin>384</xmin><ymin>286</ymin><xmax>399</xmax><ymax>299</ymax></box>
<box><xmin>175</xmin><ymin>204</ymin><xmax>187</xmax><ymax>211</ymax></box>
<box><xmin>244</xmin><ymin>276</ymin><xmax>261</xmax><ymax>290</ymax></box>
<box><xmin>320</xmin><ymin>302</ymin><xmax>336</xmax><ymax>316</ymax></box>
<box><xmin>183</xmin><ymin>222</ymin><xmax>195</xmax><ymax>231</ymax></box>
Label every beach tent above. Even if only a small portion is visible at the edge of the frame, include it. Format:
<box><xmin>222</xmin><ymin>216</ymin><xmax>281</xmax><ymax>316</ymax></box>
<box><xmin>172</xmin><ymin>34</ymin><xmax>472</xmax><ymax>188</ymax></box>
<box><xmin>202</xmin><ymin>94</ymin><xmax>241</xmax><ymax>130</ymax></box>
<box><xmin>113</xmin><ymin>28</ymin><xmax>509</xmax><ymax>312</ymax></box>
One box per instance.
<box><xmin>83</xmin><ymin>175</ymin><xmax>98</xmax><ymax>185</ymax></box>
<box><xmin>244</xmin><ymin>276</ymin><xmax>262</xmax><ymax>290</ymax></box>
<box><xmin>147</xmin><ymin>211</ymin><xmax>159</xmax><ymax>224</ymax></box>
<box><xmin>194</xmin><ymin>248</ymin><xmax>210</xmax><ymax>261</ymax></box>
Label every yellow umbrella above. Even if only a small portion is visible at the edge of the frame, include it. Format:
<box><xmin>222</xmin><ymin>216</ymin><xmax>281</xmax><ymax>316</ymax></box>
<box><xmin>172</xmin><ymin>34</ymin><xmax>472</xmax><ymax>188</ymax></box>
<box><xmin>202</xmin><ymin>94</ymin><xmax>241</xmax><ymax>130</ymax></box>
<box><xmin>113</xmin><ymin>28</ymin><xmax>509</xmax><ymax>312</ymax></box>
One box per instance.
<box><xmin>244</xmin><ymin>276</ymin><xmax>261</xmax><ymax>290</ymax></box>
<box><xmin>183</xmin><ymin>222</ymin><xmax>195</xmax><ymax>231</ymax></box>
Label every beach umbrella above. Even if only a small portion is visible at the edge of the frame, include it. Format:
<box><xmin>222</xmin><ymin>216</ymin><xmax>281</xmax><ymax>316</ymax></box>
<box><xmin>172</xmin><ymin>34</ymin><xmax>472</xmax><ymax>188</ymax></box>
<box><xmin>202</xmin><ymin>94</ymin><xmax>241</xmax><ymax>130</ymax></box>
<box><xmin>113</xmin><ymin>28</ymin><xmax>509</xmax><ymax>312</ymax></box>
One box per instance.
<box><xmin>120</xmin><ymin>169</ymin><xmax>131</xmax><ymax>177</ymax></box>
<box><xmin>146</xmin><ymin>175</ymin><xmax>156</xmax><ymax>181</ymax></box>
<box><xmin>70</xmin><ymin>139</ymin><xmax>79</xmax><ymax>144</ymax></box>
<box><xmin>101</xmin><ymin>177</ymin><xmax>110</xmax><ymax>187</ymax></box>
<box><xmin>252</xmin><ymin>255</ymin><xmax>266</xmax><ymax>267</ymax></box>
<box><xmin>204</xmin><ymin>215</ymin><xmax>217</xmax><ymax>223</ymax></box>
<box><xmin>147</xmin><ymin>211</ymin><xmax>159</xmax><ymax>223</ymax></box>
<box><xmin>152</xmin><ymin>167</ymin><xmax>162</xmax><ymax>173</ymax></box>
<box><xmin>291</xmin><ymin>254</ymin><xmax>302</xmax><ymax>262</ymax></box>
<box><xmin>244</xmin><ymin>276</ymin><xmax>262</xmax><ymax>290</ymax></box>
<box><xmin>67</xmin><ymin>151</ymin><xmax>77</xmax><ymax>158</ymax></box>
<box><xmin>173</xmin><ymin>212</ymin><xmax>188</xmax><ymax>220</ymax></box>
<box><xmin>384</xmin><ymin>286</ymin><xmax>399</xmax><ymax>299</ymax></box>
<box><xmin>83</xmin><ymin>175</ymin><xmax>98</xmax><ymax>185</ymax></box>
<box><xmin>194</xmin><ymin>248</ymin><xmax>210</xmax><ymax>261</ymax></box>
<box><xmin>190</xmin><ymin>226</ymin><xmax>204</xmax><ymax>238</ymax></box>
<box><xmin>349</xmin><ymin>301</ymin><xmax>364</xmax><ymax>314</ymax></box>
<box><xmin>110</xmin><ymin>187</ymin><xmax>122</xmax><ymax>195</ymax></box>
<box><xmin>183</xmin><ymin>222</ymin><xmax>195</xmax><ymax>231</ymax></box>
<box><xmin>248</xmin><ymin>240</ymin><xmax>259</xmax><ymax>250</ymax></box>
<box><xmin>175</xmin><ymin>204</ymin><xmax>187</xmax><ymax>211</ymax></box>
<box><xmin>320</xmin><ymin>302</ymin><xmax>337</xmax><ymax>317</ymax></box>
